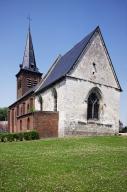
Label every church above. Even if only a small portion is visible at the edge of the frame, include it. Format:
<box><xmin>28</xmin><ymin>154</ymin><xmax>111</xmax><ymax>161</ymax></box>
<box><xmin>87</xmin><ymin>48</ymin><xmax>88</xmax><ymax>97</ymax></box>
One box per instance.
<box><xmin>8</xmin><ymin>26</ymin><xmax>122</xmax><ymax>137</ymax></box>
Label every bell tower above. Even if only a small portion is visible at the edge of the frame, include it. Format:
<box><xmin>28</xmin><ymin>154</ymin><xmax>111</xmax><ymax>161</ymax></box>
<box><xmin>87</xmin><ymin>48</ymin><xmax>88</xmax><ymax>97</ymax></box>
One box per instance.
<box><xmin>16</xmin><ymin>26</ymin><xmax>42</xmax><ymax>99</ymax></box>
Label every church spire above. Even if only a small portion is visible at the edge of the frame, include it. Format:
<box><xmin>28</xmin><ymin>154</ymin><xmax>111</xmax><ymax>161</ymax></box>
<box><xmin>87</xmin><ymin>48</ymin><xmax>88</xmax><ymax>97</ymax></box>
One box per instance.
<box><xmin>21</xmin><ymin>24</ymin><xmax>38</xmax><ymax>72</ymax></box>
<box><xmin>16</xmin><ymin>22</ymin><xmax>42</xmax><ymax>99</ymax></box>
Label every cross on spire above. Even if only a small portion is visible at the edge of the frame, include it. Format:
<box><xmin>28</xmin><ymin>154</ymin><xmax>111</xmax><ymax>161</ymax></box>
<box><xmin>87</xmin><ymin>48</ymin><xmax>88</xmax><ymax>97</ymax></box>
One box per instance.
<box><xmin>22</xmin><ymin>16</ymin><xmax>38</xmax><ymax>71</ymax></box>
<box><xmin>27</xmin><ymin>15</ymin><xmax>32</xmax><ymax>31</ymax></box>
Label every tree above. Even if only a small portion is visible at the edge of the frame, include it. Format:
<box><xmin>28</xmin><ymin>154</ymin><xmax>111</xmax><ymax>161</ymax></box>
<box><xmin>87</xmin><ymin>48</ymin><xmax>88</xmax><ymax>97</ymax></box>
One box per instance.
<box><xmin>0</xmin><ymin>107</ymin><xmax>8</xmax><ymax>121</ymax></box>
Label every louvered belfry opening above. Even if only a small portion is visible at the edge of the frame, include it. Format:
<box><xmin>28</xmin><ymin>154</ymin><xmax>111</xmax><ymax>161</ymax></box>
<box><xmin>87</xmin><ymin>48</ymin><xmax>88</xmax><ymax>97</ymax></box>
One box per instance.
<box><xmin>87</xmin><ymin>92</ymin><xmax>99</xmax><ymax>120</ymax></box>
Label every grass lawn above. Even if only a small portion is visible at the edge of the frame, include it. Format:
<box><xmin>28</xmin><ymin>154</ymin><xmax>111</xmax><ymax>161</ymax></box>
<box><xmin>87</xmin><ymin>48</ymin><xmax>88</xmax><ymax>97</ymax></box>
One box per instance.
<box><xmin>0</xmin><ymin>136</ymin><xmax>127</xmax><ymax>192</ymax></box>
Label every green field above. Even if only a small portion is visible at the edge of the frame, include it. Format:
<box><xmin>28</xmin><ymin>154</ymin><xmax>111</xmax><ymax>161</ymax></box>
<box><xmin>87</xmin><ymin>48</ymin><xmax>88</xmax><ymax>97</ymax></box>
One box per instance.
<box><xmin>0</xmin><ymin>136</ymin><xmax>127</xmax><ymax>192</ymax></box>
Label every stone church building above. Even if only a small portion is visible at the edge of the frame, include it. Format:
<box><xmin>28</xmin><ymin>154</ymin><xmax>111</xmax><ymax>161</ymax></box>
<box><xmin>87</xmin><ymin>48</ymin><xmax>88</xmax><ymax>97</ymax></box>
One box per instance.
<box><xmin>8</xmin><ymin>26</ymin><xmax>122</xmax><ymax>137</ymax></box>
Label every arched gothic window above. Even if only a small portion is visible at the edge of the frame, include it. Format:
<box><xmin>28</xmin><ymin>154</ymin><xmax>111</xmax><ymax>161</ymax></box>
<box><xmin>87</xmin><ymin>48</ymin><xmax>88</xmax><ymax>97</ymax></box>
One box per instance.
<box><xmin>52</xmin><ymin>88</ymin><xmax>57</xmax><ymax>112</ymax></box>
<box><xmin>38</xmin><ymin>95</ymin><xmax>43</xmax><ymax>111</ymax></box>
<box><xmin>87</xmin><ymin>92</ymin><xmax>100</xmax><ymax>120</ymax></box>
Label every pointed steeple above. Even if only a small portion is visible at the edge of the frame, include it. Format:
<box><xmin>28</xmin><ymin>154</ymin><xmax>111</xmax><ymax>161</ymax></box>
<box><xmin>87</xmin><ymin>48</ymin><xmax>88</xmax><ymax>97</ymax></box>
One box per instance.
<box><xmin>21</xmin><ymin>26</ymin><xmax>38</xmax><ymax>72</ymax></box>
<box><xmin>16</xmin><ymin>24</ymin><xmax>42</xmax><ymax>99</ymax></box>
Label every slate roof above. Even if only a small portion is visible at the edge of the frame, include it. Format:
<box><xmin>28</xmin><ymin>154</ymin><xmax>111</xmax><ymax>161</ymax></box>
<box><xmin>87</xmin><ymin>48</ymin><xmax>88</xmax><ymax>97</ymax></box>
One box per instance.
<box><xmin>21</xmin><ymin>27</ymin><xmax>39</xmax><ymax>72</ymax></box>
<box><xmin>36</xmin><ymin>26</ymin><xmax>122</xmax><ymax>93</ymax></box>
<box><xmin>36</xmin><ymin>27</ymin><xmax>98</xmax><ymax>93</ymax></box>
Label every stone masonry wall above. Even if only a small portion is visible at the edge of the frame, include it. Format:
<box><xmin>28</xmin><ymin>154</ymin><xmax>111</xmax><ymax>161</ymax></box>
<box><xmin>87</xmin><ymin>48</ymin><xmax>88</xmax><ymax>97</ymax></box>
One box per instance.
<box><xmin>63</xmin><ymin>77</ymin><xmax>120</xmax><ymax>136</ymax></box>
<box><xmin>34</xmin><ymin>31</ymin><xmax>121</xmax><ymax>137</ymax></box>
<box><xmin>70</xmin><ymin>32</ymin><xmax>118</xmax><ymax>89</ymax></box>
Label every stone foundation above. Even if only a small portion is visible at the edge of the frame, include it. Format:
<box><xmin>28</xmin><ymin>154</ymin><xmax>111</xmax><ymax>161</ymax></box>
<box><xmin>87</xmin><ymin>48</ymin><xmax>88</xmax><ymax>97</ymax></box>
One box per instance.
<box><xmin>64</xmin><ymin>120</ymin><xmax>118</xmax><ymax>136</ymax></box>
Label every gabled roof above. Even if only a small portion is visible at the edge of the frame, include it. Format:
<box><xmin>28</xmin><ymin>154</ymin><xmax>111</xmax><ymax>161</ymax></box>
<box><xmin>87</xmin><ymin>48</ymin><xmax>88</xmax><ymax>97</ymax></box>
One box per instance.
<box><xmin>36</xmin><ymin>26</ymin><xmax>122</xmax><ymax>93</ymax></box>
<box><xmin>36</xmin><ymin>27</ymin><xmax>97</xmax><ymax>93</ymax></box>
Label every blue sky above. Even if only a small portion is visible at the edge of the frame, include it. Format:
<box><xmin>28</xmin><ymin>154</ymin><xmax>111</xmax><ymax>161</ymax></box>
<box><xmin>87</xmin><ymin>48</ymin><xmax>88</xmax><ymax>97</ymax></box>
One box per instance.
<box><xmin>0</xmin><ymin>0</ymin><xmax>126</xmax><ymax>125</ymax></box>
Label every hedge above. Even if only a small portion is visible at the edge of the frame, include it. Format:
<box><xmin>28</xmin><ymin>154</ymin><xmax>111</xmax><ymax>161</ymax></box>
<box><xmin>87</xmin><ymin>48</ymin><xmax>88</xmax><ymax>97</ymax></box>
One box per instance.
<box><xmin>0</xmin><ymin>130</ymin><xmax>39</xmax><ymax>142</ymax></box>
<box><xmin>121</xmin><ymin>127</ymin><xmax>127</xmax><ymax>133</ymax></box>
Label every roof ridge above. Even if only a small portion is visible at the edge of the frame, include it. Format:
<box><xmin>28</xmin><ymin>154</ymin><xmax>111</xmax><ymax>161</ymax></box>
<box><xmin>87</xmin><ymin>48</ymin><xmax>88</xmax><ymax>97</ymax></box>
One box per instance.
<box><xmin>36</xmin><ymin>26</ymin><xmax>110</xmax><ymax>93</ymax></box>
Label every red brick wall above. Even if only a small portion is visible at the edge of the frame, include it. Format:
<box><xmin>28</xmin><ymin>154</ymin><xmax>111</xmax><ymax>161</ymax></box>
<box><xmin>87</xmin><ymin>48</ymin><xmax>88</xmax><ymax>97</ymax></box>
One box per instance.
<box><xmin>9</xmin><ymin>95</ymin><xmax>35</xmax><ymax>133</ymax></box>
<box><xmin>33</xmin><ymin>111</ymin><xmax>59</xmax><ymax>138</ymax></box>
<box><xmin>17</xmin><ymin>115</ymin><xmax>34</xmax><ymax>132</ymax></box>
<box><xmin>9</xmin><ymin>109</ymin><xmax>59</xmax><ymax>138</ymax></box>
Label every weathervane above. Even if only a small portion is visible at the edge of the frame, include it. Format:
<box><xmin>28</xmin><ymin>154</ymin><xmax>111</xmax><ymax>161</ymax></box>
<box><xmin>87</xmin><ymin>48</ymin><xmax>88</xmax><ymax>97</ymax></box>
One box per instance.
<box><xmin>27</xmin><ymin>15</ymin><xmax>32</xmax><ymax>31</ymax></box>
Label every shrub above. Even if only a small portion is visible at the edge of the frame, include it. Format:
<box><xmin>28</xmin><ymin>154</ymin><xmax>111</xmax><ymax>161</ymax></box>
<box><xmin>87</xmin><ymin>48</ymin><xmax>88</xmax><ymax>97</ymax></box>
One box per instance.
<box><xmin>13</xmin><ymin>133</ymin><xmax>20</xmax><ymax>141</ymax></box>
<box><xmin>23</xmin><ymin>131</ymin><xmax>39</xmax><ymax>140</ymax></box>
<box><xmin>0</xmin><ymin>133</ymin><xmax>9</xmax><ymax>142</ymax></box>
<box><xmin>24</xmin><ymin>132</ymin><xmax>31</xmax><ymax>140</ymax></box>
<box><xmin>122</xmin><ymin>127</ymin><xmax>127</xmax><ymax>133</ymax></box>
<box><xmin>29</xmin><ymin>130</ymin><xmax>39</xmax><ymax>140</ymax></box>
<box><xmin>17</xmin><ymin>132</ymin><xmax>24</xmax><ymax>141</ymax></box>
<box><xmin>6</xmin><ymin>133</ymin><xmax>14</xmax><ymax>142</ymax></box>
<box><xmin>0</xmin><ymin>130</ymin><xmax>39</xmax><ymax>142</ymax></box>
<box><xmin>0</xmin><ymin>133</ymin><xmax>6</xmax><ymax>142</ymax></box>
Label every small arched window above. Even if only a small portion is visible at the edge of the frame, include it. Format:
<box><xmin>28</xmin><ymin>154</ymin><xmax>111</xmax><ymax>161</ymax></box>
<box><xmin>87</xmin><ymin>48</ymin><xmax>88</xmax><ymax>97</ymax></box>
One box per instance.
<box><xmin>21</xmin><ymin>106</ymin><xmax>23</xmax><ymax>116</ymax></box>
<box><xmin>27</xmin><ymin>118</ymin><xmax>30</xmax><ymax>130</ymax></box>
<box><xmin>87</xmin><ymin>92</ymin><xmax>100</xmax><ymax>120</ymax></box>
<box><xmin>27</xmin><ymin>104</ymin><xmax>30</xmax><ymax>113</ymax></box>
<box><xmin>17</xmin><ymin>105</ymin><xmax>19</xmax><ymax>116</ymax></box>
<box><xmin>20</xmin><ymin>120</ymin><xmax>22</xmax><ymax>131</ymax></box>
<box><xmin>23</xmin><ymin>102</ymin><xmax>25</xmax><ymax>114</ymax></box>
<box><xmin>52</xmin><ymin>88</ymin><xmax>57</xmax><ymax>112</ymax></box>
<box><xmin>30</xmin><ymin>98</ymin><xmax>33</xmax><ymax>109</ymax></box>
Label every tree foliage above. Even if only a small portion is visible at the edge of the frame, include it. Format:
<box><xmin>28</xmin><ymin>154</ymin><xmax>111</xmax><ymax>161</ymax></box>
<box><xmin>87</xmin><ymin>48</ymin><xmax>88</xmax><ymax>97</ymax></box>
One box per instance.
<box><xmin>0</xmin><ymin>107</ymin><xmax>8</xmax><ymax>121</ymax></box>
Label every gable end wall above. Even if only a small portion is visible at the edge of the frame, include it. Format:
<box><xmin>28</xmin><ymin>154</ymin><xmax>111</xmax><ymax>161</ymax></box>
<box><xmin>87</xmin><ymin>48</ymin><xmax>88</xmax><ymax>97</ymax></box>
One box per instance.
<box><xmin>69</xmin><ymin>32</ymin><xmax>119</xmax><ymax>89</ymax></box>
